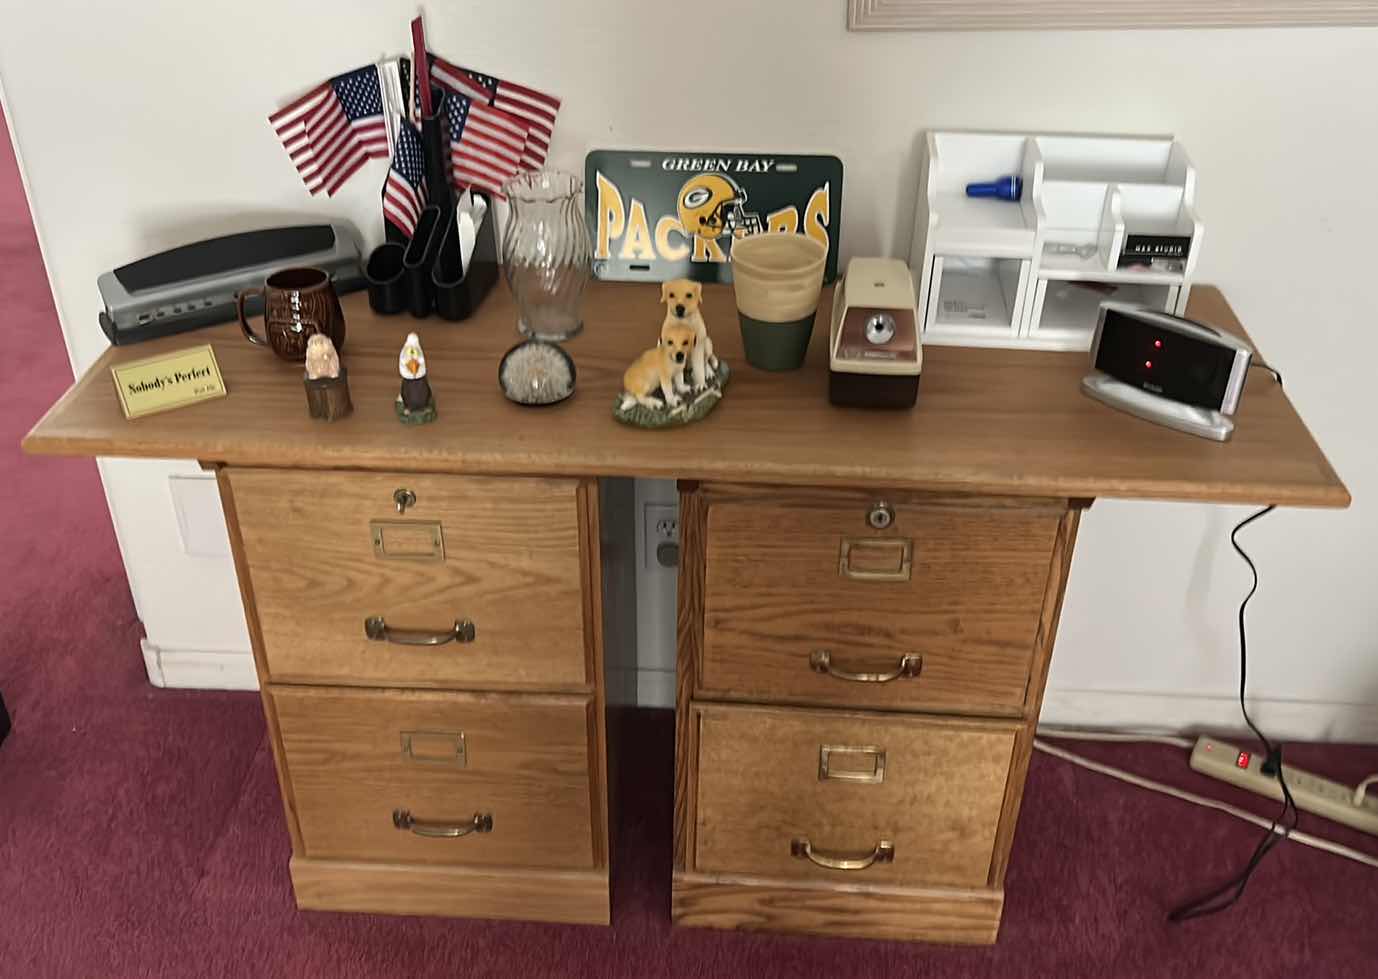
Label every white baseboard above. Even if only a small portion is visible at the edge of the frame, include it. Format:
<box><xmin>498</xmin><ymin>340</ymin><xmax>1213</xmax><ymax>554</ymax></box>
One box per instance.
<box><xmin>1041</xmin><ymin>687</ymin><xmax>1378</xmax><ymax>744</ymax></box>
<box><xmin>140</xmin><ymin>640</ymin><xmax>259</xmax><ymax>691</ymax></box>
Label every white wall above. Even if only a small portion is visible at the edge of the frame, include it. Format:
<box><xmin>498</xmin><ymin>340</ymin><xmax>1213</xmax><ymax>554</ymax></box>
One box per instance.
<box><xmin>3</xmin><ymin>3</ymin><xmax>1375</xmax><ymax>737</ymax></box>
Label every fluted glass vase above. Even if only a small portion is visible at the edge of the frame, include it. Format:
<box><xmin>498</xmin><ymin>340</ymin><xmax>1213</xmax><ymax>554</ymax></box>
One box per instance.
<box><xmin>501</xmin><ymin>170</ymin><xmax>592</xmax><ymax>341</ymax></box>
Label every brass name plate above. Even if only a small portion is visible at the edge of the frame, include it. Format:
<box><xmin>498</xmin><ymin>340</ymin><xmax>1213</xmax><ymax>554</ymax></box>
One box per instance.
<box><xmin>819</xmin><ymin>744</ymin><xmax>887</xmax><ymax>784</ymax></box>
<box><xmin>371</xmin><ymin>520</ymin><xmax>445</xmax><ymax>561</ymax></box>
<box><xmin>111</xmin><ymin>344</ymin><xmax>227</xmax><ymax>420</ymax></box>
<box><xmin>839</xmin><ymin>538</ymin><xmax>913</xmax><ymax>582</ymax></box>
<box><xmin>400</xmin><ymin>730</ymin><xmax>466</xmax><ymax>767</ymax></box>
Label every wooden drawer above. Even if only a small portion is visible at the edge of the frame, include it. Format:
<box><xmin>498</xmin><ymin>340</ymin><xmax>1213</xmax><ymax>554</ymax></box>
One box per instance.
<box><xmin>273</xmin><ymin>686</ymin><xmax>596</xmax><ymax>871</ymax></box>
<box><xmin>699</xmin><ymin>494</ymin><xmax>1061</xmax><ymax>714</ymax></box>
<box><xmin>228</xmin><ymin>469</ymin><xmax>589</xmax><ymax>689</ymax></box>
<box><xmin>692</xmin><ymin>703</ymin><xmax>1017</xmax><ymax>888</ymax></box>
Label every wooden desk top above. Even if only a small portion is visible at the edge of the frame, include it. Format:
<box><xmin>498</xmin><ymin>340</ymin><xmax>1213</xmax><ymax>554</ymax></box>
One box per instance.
<box><xmin>24</xmin><ymin>281</ymin><xmax>1347</xmax><ymax>507</ymax></box>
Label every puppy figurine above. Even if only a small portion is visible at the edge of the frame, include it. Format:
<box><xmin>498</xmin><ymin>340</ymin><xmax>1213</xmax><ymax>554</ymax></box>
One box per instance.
<box><xmin>660</xmin><ymin>279</ymin><xmax>718</xmax><ymax>392</ymax></box>
<box><xmin>620</xmin><ymin>320</ymin><xmax>697</xmax><ymax>411</ymax></box>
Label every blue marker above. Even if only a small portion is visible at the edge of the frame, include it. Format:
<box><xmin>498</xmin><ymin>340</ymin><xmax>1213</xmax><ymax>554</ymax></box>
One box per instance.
<box><xmin>965</xmin><ymin>176</ymin><xmax>1022</xmax><ymax>201</ymax></box>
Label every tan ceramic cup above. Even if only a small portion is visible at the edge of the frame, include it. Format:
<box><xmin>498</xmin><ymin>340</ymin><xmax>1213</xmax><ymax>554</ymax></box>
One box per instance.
<box><xmin>730</xmin><ymin>233</ymin><xmax>827</xmax><ymax>371</ymax></box>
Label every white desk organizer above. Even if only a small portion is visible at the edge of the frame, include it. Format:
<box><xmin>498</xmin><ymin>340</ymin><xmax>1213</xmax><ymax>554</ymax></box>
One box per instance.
<box><xmin>910</xmin><ymin>131</ymin><xmax>1203</xmax><ymax>351</ymax></box>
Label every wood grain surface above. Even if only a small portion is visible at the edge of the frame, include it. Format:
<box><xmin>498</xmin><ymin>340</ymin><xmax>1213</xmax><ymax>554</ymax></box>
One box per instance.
<box><xmin>24</xmin><ymin>283</ymin><xmax>1348</xmax><ymax>508</ymax></box>
<box><xmin>672</xmin><ymin>871</ymin><xmax>1003</xmax><ymax>944</ymax></box>
<box><xmin>215</xmin><ymin>466</ymin><xmax>304</xmax><ymax>854</ymax></box>
<box><xmin>700</xmin><ymin>496</ymin><xmax>1062</xmax><ymax>715</ymax></box>
<box><xmin>988</xmin><ymin>507</ymin><xmax>1083</xmax><ymax>886</ymax></box>
<box><xmin>227</xmin><ymin>469</ymin><xmax>588</xmax><ymax>689</ymax></box>
<box><xmin>291</xmin><ymin>858</ymin><xmax>610</xmax><ymax>925</ymax></box>
<box><xmin>692</xmin><ymin>703</ymin><xmax>1017</xmax><ymax>888</ymax></box>
<box><xmin>577</xmin><ymin>481</ymin><xmax>611</xmax><ymax>869</ymax></box>
<box><xmin>673</xmin><ymin>485</ymin><xmax>707</xmax><ymax>873</ymax></box>
<box><xmin>272</xmin><ymin>685</ymin><xmax>595</xmax><ymax>870</ymax></box>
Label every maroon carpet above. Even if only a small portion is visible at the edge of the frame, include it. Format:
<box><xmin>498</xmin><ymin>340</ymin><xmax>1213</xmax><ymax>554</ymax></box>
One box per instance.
<box><xmin>3</xmin><ymin>114</ymin><xmax>1377</xmax><ymax>979</ymax></box>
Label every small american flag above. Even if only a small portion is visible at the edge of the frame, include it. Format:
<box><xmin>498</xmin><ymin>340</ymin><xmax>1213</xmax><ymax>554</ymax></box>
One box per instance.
<box><xmin>384</xmin><ymin>120</ymin><xmax>428</xmax><ymax>238</ymax></box>
<box><xmin>442</xmin><ymin>92</ymin><xmax>529</xmax><ymax>198</ymax></box>
<box><xmin>270</xmin><ymin>65</ymin><xmax>390</xmax><ymax>196</ymax></box>
<box><xmin>428</xmin><ymin>56</ymin><xmax>560</xmax><ymax>170</ymax></box>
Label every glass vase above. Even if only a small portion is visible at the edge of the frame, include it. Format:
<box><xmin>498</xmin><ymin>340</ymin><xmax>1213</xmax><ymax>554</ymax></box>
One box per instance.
<box><xmin>501</xmin><ymin>170</ymin><xmax>592</xmax><ymax>341</ymax></box>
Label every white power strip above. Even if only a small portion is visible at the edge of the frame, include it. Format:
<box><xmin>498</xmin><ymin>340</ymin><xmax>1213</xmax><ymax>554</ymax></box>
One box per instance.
<box><xmin>1190</xmin><ymin>737</ymin><xmax>1378</xmax><ymax>837</ymax></box>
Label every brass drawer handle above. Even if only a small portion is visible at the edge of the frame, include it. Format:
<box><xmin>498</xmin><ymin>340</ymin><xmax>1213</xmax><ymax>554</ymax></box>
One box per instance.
<box><xmin>791</xmin><ymin>837</ymin><xmax>895</xmax><ymax>871</ymax></box>
<box><xmin>810</xmin><ymin>649</ymin><xmax>921</xmax><ymax>683</ymax></box>
<box><xmin>392</xmin><ymin>809</ymin><xmax>493</xmax><ymax>839</ymax></box>
<box><xmin>839</xmin><ymin>538</ymin><xmax>913</xmax><ymax>582</ymax></box>
<box><xmin>365</xmin><ymin>616</ymin><xmax>476</xmax><ymax>646</ymax></box>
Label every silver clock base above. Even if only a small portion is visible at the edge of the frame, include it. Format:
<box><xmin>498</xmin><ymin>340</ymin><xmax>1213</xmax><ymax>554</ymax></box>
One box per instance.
<box><xmin>1081</xmin><ymin>371</ymin><xmax>1235</xmax><ymax>442</ymax></box>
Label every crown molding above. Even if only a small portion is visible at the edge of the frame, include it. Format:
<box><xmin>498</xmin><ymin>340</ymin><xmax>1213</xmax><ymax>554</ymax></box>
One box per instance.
<box><xmin>847</xmin><ymin>0</ymin><xmax>1378</xmax><ymax>32</ymax></box>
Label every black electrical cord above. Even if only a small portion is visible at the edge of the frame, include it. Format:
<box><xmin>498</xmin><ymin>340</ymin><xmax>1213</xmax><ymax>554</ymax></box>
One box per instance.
<box><xmin>1167</xmin><ymin>502</ymin><xmax>1299</xmax><ymax>922</ymax></box>
<box><xmin>1250</xmin><ymin>362</ymin><xmax>1284</xmax><ymax>388</ymax></box>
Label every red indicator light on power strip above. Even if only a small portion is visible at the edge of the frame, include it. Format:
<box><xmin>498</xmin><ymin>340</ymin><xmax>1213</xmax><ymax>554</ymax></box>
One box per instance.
<box><xmin>1236</xmin><ymin>751</ymin><xmax>1252</xmax><ymax>769</ymax></box>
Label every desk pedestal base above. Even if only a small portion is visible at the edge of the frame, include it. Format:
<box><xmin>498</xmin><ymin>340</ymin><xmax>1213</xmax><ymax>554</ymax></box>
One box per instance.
<box><xmin>290</xmin><ymin>858</ymin><xmax>611</xmax><ymax>925</ymax></box>
<box><xmin>672</xmin><ymin>872</ymin><xmax>1004</xmax><ymax>944</ymax></box>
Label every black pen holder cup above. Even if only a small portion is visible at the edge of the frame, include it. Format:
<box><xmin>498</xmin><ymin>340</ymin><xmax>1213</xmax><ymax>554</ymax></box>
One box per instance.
<box><xmin>420</xmin><ymin>88</ymin><xmax>451</xmax><ymax>206</ymax></box>
<box><xmin>365</xmin><ymin>242</ymin><xmax>408</xmax><ymax>314</ymax></box>
<box><xmin>402</xmin><ymin>205</ymin><xmax>444</xmax><ymax>318</ymax></box>
<box><xmin>432</xmin><ymin>193</ymin><xmax>499</xmax><ymax>321</ymax></box>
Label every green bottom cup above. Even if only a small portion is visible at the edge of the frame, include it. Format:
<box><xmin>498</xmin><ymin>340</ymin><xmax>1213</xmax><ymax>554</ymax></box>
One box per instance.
<box><xmin>737</xmin><ymin>310</ymin><xmax>817</xmax><ymax>371</ymax></box>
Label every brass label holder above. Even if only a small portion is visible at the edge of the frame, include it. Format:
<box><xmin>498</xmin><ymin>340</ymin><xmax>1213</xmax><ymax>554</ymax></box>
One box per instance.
<box><xmin>400</xmin><ymin>730</ymin><xmax>467</xmax><ymax>767</ymax></box>
<box><xmin>819</xmin><ymin>744</ymin><xmax>887</xmax><ymax>783</ymax></box>
<box><xmin>839</xmin><ymin>538</ymin><xmax>913</xmax><ymax>581</ymax></box>
<box><xmin>371</xmin><ymin>520</ymin><xmax>445</xmax><ymax>561</ymax></box>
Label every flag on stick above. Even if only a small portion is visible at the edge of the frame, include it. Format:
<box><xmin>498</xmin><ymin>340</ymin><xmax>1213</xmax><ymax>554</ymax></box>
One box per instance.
<box><xmin>443</xmin><ymin>92</ymin><xmax>529</xmax><ymax>198</ymax></box>
<box><xmin>427</xmin><ymin>55</ymin><xmax>560</xmax><ymax>170</ymax></box>
<box><xmin>384</xmin><ymin>120</ymin><xmax>428</xmax><ymax>238</ymax></box>
<box><xmin>270</xmin><ymin>65</ymin><xmax>390</xmax><ymax>196</ymax></box>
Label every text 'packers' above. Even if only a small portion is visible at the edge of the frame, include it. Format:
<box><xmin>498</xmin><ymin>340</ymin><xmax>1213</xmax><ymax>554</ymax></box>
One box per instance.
<box><xmin>593</xmin><ymin>169</ymin><xmax>831</xmax><ymax>265</ymax></box>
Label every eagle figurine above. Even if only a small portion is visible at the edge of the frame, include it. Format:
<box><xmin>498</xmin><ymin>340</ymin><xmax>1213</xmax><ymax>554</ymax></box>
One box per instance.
<box><xmin>396</xmin><ymin>332</ymin><xmax>437</xmax><ymax>424</ymax></box>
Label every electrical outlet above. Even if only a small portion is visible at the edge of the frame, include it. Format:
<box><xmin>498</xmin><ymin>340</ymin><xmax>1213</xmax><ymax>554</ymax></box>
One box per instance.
<box><xmin>644</xmin><ymin>503</ymin><xmax>679</xmax><ymax>571</ymax></box>
<box><xmin>1190</xmin><ymin>737</ymin><xmax>1378</xmax><ymax>837</ymax></box>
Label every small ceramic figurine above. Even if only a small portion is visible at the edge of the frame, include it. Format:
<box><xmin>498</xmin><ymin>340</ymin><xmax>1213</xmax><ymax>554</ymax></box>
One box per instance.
<box><xmin>396</xmin><ymin>332</ymin><xmax>437</xmax><ymax>424</ymax></box>
<box><xmin>302</xmin><ymin>334</ymin><xmax>351</xmax><ymax>421</ymax></box>
<box><xmin>613</xmin><ymin>278</ymin><xmax>728</xmax><ymax>428</ymax></box>
<box><xmin>305</xmin><ymin>333</ymin><xmax>340</xmax><ymax>380</ymax></box>
<box><xmin>662</xmin><ymin>279</ymin><xmax>719</xmax><ymax>393</ymax></box>
<box><xmin>620</xmin><ymin>319</ymin><xmax>696</xmax><ymax>411</ymax></box>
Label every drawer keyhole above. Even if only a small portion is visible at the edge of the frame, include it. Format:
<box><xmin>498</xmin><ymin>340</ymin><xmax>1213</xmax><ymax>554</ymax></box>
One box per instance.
<box><xmin>394</xmin><ymin>488</ymin><xmax>417</xmax><ymax>514</ymax></box>
<box><xmin>866</xmin><ymin>503</ymin><xmax>894</xmax><ymax>530</ymax></box>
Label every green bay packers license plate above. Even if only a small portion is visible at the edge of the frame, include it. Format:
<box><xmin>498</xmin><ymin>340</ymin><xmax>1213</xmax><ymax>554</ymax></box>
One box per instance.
<box><xmin>585</xmin><ymin>150</ymin><xmax>843</xmax><ymax>283</ymax></box>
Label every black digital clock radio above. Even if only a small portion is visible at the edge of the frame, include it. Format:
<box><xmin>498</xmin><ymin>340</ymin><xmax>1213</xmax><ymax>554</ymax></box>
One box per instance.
<box><xmin>1081</xmin><ymin>303</ymin><xmax>1253</xmax><ymax>441</ymax></box>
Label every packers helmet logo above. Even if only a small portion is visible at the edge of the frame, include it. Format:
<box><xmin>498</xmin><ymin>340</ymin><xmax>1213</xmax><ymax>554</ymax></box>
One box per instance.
<box><xmin>677</xmin><ymin>172</ymin><xmax>763</xmax><ymax>241</ymax></box>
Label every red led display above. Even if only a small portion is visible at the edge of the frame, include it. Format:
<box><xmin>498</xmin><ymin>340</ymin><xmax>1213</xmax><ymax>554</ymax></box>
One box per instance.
<box><xmin>1236</xmin><ymin>751</ymin><xmax>1251</xmax><ymax>769</ymax></box>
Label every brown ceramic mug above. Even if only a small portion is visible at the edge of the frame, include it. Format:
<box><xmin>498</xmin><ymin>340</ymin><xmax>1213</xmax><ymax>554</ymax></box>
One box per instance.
<box><xmin>237</xmin><ymin>267</ymin><xmax>346</xmax><ymax>362</ymax></box>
